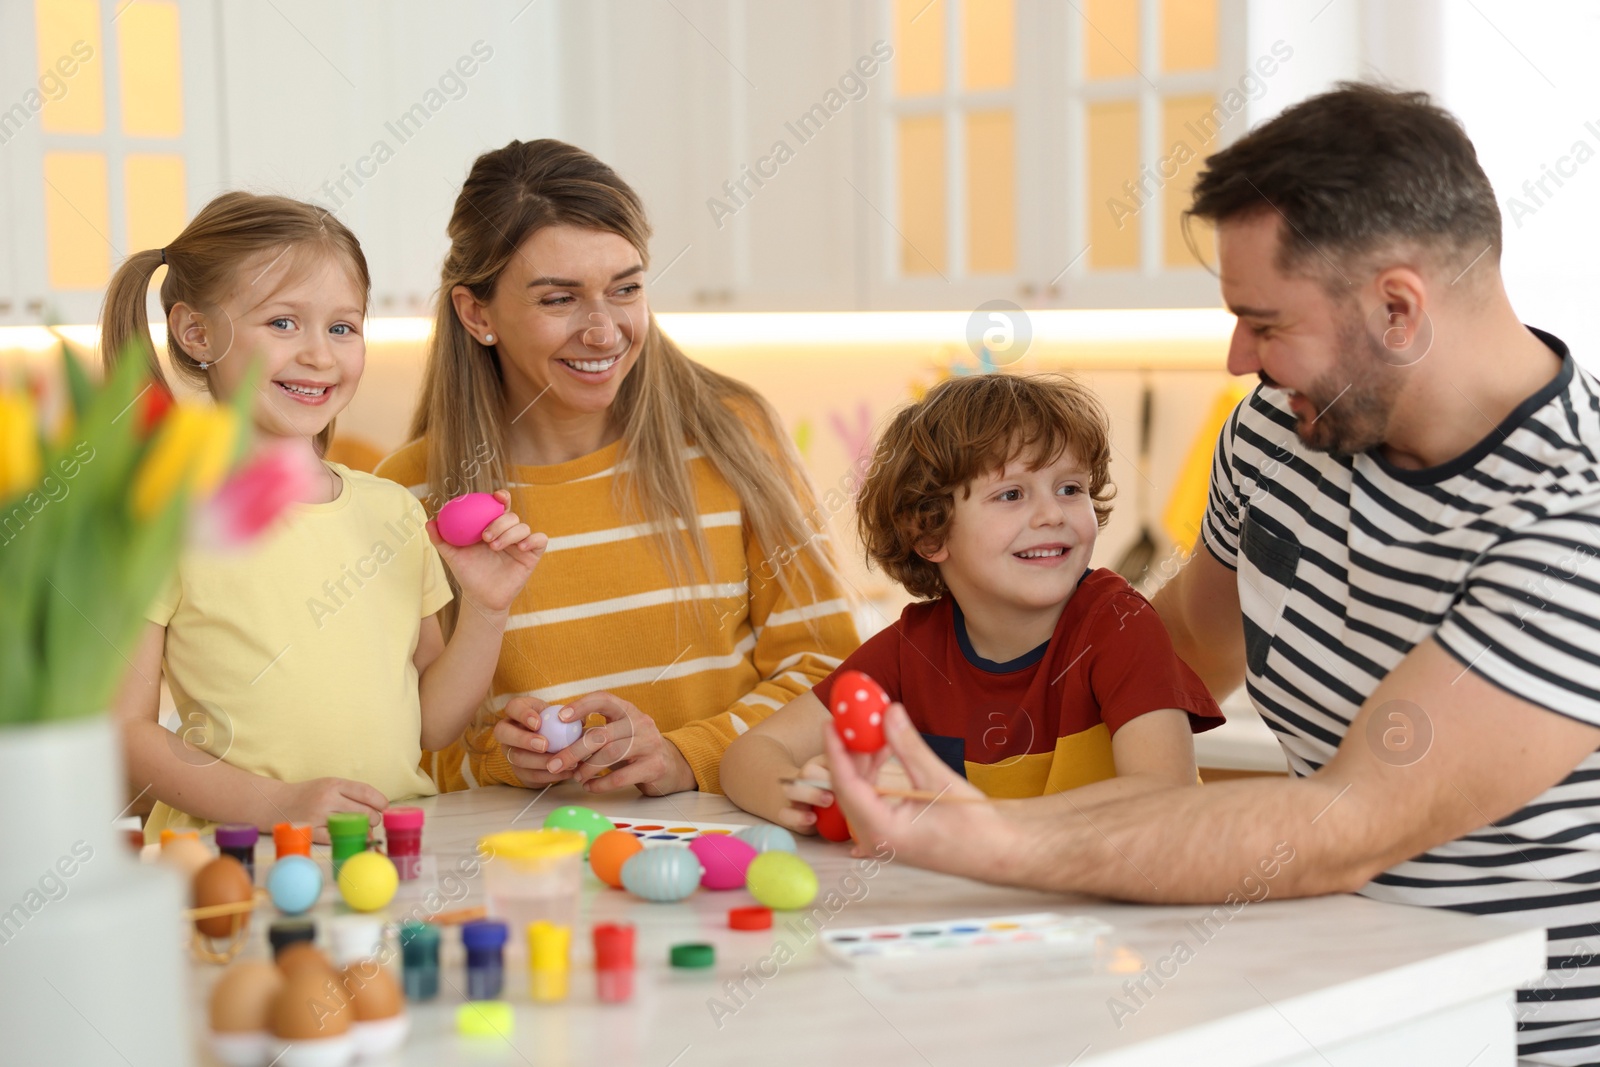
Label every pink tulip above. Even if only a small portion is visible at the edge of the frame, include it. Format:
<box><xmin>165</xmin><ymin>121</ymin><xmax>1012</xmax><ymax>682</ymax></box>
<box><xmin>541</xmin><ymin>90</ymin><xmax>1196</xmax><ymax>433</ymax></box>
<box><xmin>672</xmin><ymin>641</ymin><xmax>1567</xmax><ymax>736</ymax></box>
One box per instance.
<box><xmin>191</xmin><ymin>444</ymin><xmax>319</xmax><ymax>549</ymax></box>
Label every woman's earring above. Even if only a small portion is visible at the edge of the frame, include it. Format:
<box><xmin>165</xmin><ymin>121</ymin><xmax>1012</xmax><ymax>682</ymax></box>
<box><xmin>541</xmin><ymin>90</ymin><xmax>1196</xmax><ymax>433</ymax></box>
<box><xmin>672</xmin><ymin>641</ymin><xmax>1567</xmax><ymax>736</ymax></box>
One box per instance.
<box><xmin>484</xmin><ymin>333</ymin><xmax>495</xmax><ymax>344</ymax></box>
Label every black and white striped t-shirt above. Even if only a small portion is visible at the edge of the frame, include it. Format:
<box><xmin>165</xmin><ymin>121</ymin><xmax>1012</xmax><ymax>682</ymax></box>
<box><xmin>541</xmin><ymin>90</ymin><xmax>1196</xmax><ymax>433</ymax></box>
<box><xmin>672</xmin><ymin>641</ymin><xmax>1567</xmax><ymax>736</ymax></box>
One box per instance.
<box><xmin>1203</xmin><ymin>328</ymin><xmax>1600</xmax><ymax>1066</ymax></box>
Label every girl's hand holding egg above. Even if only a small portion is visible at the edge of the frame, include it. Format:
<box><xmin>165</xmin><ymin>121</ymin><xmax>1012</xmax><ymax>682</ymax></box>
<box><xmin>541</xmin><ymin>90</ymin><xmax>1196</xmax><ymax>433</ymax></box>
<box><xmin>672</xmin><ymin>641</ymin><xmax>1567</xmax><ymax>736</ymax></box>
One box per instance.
<box><xmin>428</xmin><ymin>490</ymin><xmax>548</xmax><ymax>615</ymax></box>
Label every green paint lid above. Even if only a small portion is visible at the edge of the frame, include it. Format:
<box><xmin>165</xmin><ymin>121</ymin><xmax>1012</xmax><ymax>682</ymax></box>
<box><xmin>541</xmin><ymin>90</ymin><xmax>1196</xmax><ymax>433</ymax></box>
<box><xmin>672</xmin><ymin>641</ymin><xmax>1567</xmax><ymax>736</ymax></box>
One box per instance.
<box><xmin>327</xmin><ymin>812</ymin><xmax>369</xmax><ymax>837</ymax></box>
<box><xmin>670</xmin><ymin>942</ymin><xmax>715</xmax><ymax>969</ymax></box>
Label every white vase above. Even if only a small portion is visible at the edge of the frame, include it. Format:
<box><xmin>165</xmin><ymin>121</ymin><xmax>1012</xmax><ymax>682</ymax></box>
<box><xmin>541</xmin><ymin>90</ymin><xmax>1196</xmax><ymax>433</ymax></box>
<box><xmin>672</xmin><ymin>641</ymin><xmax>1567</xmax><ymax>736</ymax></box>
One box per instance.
<box><xmin>0</xmin><ymin>716</ymin><xmax>196</xmax><ymax>1066</ymax></box>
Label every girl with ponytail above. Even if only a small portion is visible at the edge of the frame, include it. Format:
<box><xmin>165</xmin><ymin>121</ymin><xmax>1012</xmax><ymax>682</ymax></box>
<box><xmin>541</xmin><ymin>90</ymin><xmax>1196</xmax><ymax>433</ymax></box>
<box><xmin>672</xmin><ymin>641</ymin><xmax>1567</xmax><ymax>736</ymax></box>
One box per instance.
<box><xmin>376</xmin><ymin>139</ymin><xmax>860</xmax><ymax>797</ymax></box>
<box><xmin>106</xmin><ymin>192</ymin><xmax>547</xmax><ymax>840</ymax></box>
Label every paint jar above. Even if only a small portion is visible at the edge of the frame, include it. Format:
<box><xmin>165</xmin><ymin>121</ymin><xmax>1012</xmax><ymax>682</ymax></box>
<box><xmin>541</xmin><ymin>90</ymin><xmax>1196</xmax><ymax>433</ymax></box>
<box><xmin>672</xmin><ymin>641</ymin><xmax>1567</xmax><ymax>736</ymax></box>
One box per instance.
<box><xmin>327</xmin><ymin>812</ymin><xmax>370</xmax><ymax>878</ymax></box>
<box><xmin>399</xmin><ymin>921</ymin><xmax>440</xmax><ymax>1002</ymax></box>
<box><xmin>461</xmin><ymin>920</ymin><xmax>508</xmax><ymax>1001</ymax></box>
<box><xmin>273</xmin><ymin>822</ymin><xmax>313</xmax><ymax>860</ymax></box>
<box><xmin>269</xmin><ymin>918</ymin><xmax>316</xmax><ymax>959</ymax></box>
<box><xmin>329</xmin><ymin>914</ymin><xmax>384</xmax><ymax>968</ymax></box>
<box><xmin>213</xmin><ymin>824</ymin><xmax>259</xmax><ymax>881</ymax></box>
<box><xmin>477</xmin><ymin>830</ymin><xmax>585</xmax><ymax>930</ymax></box>
<box><xmin>382</xmin><ymin>807</ymin><xmax>424</xmax><ymax>880</ymax></box>
<box><xmin>527</xmin><ymin>921</ymin><xmax>570</xmax><ymax>1002</ymax></box>
<box><xmin>593</xmin><ymin>923</ymin><xmax>635</xmax><ymax>1004</ymax></box>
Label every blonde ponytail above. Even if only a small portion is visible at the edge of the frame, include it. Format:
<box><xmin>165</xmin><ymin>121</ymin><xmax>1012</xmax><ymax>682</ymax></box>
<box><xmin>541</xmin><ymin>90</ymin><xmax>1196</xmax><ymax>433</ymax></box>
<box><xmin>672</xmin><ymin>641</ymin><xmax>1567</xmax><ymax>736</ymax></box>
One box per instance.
<box><xmin>100</xmin><ymin>247</ymin><xmax>185</xmax><ymax>394</ymax></box>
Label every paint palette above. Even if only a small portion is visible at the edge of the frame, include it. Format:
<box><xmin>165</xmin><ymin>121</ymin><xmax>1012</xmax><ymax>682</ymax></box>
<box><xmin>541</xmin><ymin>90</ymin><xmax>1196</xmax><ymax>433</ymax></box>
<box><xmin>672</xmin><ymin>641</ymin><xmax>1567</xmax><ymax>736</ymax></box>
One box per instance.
<box><xmin>609</xmin><ymin>819</ymin><xmax>748</xmax><ymax>847</ymax></box>
<box><xmin>821</xmin><ymin>912</ymin><xmax>1113</xmax><ymax>965</ymax></box>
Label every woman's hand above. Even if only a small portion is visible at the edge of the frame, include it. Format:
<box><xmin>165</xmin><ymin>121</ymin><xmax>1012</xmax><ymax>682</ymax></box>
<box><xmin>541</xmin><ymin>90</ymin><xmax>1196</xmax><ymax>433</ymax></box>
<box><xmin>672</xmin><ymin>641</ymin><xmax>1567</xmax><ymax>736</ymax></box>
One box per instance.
<box><xmin>430</xmin><ymin>490</ymin><xmax>548</xmax><ymax>616</ymax></box>
<box><xmin>493</xmin><ymin>696</ymin><xmax>576</xmax><ymax>787</ymax></box>
<box><xmin>268</xmin><ymin>776</ymin><xmax>387</xmax><ymax>845</ymax></box>
<box><xmin>549</xmin><ymin>692</ymin><xmax>697</xmax><ymax>796</ymax></box>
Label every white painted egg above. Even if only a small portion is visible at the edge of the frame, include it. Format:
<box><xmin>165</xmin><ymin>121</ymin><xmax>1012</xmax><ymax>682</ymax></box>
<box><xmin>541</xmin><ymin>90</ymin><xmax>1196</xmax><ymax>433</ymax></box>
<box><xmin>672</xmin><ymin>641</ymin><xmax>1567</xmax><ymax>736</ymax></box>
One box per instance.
<box><xmin>620</xmin><ymin>846</ymin><xmax>702</xmax><ymax>902</ymax></box>
<box><xmin>733</xmin><ymin>825</ymin><xmax>798</xmax><ymax>854</ymax></box>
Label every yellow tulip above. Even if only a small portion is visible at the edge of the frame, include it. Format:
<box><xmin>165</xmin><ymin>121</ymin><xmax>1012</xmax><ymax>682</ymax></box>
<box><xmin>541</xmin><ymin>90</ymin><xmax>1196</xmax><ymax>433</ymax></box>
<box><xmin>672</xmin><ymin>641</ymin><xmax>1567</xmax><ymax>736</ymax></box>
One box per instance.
<box><xmin>130</xmin><ymin>405</ymin><xmax>239</xmax><ymax>519</ymax></box>
<box><xmin>0</xmin><ymin>391</ymin><xmax>42</xmax><ymax>503</ymax></box>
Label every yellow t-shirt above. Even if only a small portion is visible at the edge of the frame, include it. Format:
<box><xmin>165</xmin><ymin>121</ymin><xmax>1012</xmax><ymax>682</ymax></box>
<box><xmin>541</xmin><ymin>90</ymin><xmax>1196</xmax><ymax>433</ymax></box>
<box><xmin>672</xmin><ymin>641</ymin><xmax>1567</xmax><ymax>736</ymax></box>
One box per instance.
<box><xmin>143</xmin><ymin>463</ymin><xmax>452</xmax><ymax>840</ymax></box>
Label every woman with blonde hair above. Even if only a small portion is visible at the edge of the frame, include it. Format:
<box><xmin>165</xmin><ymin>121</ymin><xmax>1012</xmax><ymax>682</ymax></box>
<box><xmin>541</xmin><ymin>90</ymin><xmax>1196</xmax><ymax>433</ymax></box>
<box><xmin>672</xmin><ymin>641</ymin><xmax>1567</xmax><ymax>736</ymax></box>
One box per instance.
<box><xmin>376</xmin><ymin>139</ymin><xmax>859</xmax><ymax>796</ymax></box>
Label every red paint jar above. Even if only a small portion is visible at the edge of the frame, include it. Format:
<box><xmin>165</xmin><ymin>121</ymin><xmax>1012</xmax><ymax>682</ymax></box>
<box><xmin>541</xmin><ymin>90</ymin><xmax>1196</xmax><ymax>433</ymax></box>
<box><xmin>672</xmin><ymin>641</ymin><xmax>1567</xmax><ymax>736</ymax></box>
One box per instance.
<box><xmin>593</xmin><ymin>922</ymin><xmax>635</xmax><ymax>1004</ymax></box>
<box><xmin>383</xmin><ymin>806</ymin><xmax>425</xmax><ymax>880</ymax></box>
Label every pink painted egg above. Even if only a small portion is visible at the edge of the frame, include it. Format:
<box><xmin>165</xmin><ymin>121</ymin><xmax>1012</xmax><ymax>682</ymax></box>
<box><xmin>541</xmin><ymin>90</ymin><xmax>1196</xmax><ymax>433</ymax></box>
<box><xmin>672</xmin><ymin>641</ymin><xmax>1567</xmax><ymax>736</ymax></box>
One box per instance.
<box><xmin>830</xmin><ymin>669</ymin><xmax>889</xmax><ymax>753</ymax></box>
<box><xmin>687</xmin><ymin>835</ymin><xmax>758</xmax><ymax>890</ymax></box>
<box><xmin>435</xmin><ymin>493</ymin><xmax>506</xmax><ymax>547</ymax></box>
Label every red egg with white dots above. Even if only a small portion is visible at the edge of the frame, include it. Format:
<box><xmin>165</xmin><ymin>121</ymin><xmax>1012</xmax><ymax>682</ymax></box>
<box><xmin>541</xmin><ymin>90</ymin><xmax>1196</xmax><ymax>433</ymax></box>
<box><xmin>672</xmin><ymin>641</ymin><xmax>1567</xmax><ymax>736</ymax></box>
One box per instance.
<box><xmin>829</xmin><ymin>670</ymin><xmax>889</xmax><ymax>753</ymax></box>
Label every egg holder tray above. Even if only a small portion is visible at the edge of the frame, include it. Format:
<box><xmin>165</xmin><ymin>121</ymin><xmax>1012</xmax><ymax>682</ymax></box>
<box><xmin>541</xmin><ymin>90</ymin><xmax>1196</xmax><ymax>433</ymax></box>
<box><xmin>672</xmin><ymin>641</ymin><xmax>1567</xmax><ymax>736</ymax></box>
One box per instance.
<box><xmin>186</xmin><ymin>888</ymin><xmax>271</xmax><ymax>964</ymax></box>
<box><xmin>820</xmin><ymin>912</ymin><xmax>1114</xmax><ymax>967</ymax></box>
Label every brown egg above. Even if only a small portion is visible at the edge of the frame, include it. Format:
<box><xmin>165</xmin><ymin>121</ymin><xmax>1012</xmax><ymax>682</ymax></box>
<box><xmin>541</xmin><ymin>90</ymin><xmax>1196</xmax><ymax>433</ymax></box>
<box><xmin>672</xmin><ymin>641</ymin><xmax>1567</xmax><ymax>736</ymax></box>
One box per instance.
<box><xmin>160</xmin><ymin>836</ymin><xmax>214</xmax><ymax>879</ymax></box>
<box><xmin>340</xmin><ymin>962</ymin><xmax>403</xmax><ymax>1022</ymax></box>
<box><xmin>275</xmin><ymin>942</ymin><xmax>335</xmax><ymax>981</ymax></box>
<box><xmin>271</xmin><ymin>967</ymin><xmax>352</xmax><ymax>1039</ymax></box>
<box><xmin>193</xmin><ymin>856</ymin><xmax>254</xmax><ymax>938</ymax></box>
<box><xmin>209</xmin><ymin>960</ymin><xmax>282</xmax><ymax>1033</ymax></box>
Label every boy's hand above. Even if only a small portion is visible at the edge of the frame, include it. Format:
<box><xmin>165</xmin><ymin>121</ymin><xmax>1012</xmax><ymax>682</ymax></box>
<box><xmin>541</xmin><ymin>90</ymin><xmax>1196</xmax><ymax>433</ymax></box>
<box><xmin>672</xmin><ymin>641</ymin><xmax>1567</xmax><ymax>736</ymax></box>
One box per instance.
<box><xmin>269</xmin><ymin>777</ymin><xmax>386</xmax><ymax>844</ymax></box>
<box><xmin>430</xmin><ymin>490</ymin><xmax>548</xmax><ymax>615</ymax></box>
<box><xmin>778</xmin><ymin>755</ymin><xmax>834</xmax><ymax>834</ymax></box>
<box><xmin>493</xmin><ymin>696</ymin><xmax>577</xmax><ymax>787</ymax></box>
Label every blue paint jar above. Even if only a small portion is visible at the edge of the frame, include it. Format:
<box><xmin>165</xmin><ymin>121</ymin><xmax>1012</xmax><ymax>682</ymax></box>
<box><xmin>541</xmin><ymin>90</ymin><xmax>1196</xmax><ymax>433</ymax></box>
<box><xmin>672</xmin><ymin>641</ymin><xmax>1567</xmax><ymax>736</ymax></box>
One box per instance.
<box><xmin>461</xmin><ymin>920</ymin><xmax>508</xmax><ymax>1001</ymax></box>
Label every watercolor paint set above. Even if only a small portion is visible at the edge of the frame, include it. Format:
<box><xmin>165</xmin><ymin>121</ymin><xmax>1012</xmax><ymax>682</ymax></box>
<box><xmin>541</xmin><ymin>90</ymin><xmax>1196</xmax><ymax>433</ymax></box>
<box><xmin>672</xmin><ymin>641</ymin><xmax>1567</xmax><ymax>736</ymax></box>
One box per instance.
<box><xmin>820</xmin><ymin>912</ymin><xmax>1114</xmax><ymax>965</ymax></box>
<box><xmin>607</xmin><ymin>818</ymin><xmax>749</xmax><ymax>845</ymax></box>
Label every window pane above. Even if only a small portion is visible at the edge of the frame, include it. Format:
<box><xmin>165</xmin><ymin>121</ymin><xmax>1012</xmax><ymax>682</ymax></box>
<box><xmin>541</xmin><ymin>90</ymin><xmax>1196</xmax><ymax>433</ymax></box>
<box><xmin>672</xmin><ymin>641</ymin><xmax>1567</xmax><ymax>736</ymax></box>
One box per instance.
<box><xmin>1161</xmin><ymin>0</ymin><xmax>1217</xmax><ymax>73</ymax></box>
<box><xmin>963</xmin><ymin>0</ymin><xmax>1014</xmax><ymax>91</ymax></box>
<box><xmin>1083</xmin><ymin>0</ymin><xmax>1140</xmax><ymax>81</ymax></box>
<box><xmin>894</xmin><ymin>0</ymin><xmax>944</xmax><ymax>97</ymax></box>
<box><xmin>1162</xmin><ymin>94</ymin><xmax>1217</xmax><ymax>268</ymax></box>
<box><xmin>35</xmin><ymin>0</ymin><xmax>104</xmax><ymax>135</ymax></box>
<box><xmin>898</xmin><ymin>115</ymin><xmax>947</xmax><ymax>276</ymax></box>
<box><xmin>1087</xmin><ymin>100</ymin><xmax>1140</xmax><ymax>270</ymax></box>
<box><xmin>125</xmin><ymin>155</ymin><xmax>186</xmax><ymax>253</ymax></box>
<box><xmin>43</xmin><ymin>151</ymin><xmax>111</xmax><ymax>289</ymax></box>
<box><xmin>966</xmin><ymin>110</ymin><xmax>1015</xmax><ymax>274</ymax></box>
<box><xmin>119</xmin><ymin>2</ymin><xmax>183</xmax><ymax>137</ymax></box>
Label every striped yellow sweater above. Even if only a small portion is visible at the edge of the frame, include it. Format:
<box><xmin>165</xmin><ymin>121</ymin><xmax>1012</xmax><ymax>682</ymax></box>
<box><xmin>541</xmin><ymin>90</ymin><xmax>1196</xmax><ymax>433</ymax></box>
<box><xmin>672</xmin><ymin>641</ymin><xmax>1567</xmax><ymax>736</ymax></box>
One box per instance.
<box><xmin>374</xmin><ymin>434</ymin><xmax>859</xmax><ymax>794</ymax></box>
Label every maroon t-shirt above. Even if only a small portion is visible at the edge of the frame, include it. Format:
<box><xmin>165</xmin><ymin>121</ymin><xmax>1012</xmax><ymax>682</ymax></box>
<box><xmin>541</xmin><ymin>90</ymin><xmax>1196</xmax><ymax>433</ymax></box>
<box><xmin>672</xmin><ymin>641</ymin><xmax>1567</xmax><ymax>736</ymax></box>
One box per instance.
<box><xmin>815</xmin><ymin>569</ymin><xmax>1223</xmax><ymax>797</ymax></box>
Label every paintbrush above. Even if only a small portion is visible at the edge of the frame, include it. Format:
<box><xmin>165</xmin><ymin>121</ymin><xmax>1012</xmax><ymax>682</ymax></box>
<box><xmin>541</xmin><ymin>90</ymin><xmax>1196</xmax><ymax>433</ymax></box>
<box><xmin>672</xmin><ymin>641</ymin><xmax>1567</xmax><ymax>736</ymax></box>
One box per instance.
<box><xmin>780</xmin><ymin>777</ymin><xmax>988</xmax><ymax>804</ymax></box>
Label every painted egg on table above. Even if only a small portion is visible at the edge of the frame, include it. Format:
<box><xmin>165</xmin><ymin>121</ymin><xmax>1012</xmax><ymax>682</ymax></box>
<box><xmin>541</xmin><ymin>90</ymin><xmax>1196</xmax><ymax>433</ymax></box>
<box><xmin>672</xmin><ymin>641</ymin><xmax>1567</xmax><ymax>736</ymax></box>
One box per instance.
<box><xmin>813</xmin><ymin>799</ymin><xmax>852</xmax><ymax>842</ymax></box>
<box><xmin>337</xmin><ymin>851</ymin><xmax>398</xmax><ymax>913</ymax></box>
<box><xmin>732</xmin><ymin>824</ymin><xmax>797</xmax><ymax>854</ymax></box>
<box><xmin>688</xmin><ymin>834</ymin><xmax>758</xmax><ymax>890</ymax></box>
<box><xmin>435</xmin><ymin>492</ymin><xmax>506</xmax><ymax>547</ymax></box>
<box><xmin>745</xmin><ymin>851</ymin><xmax>819</xmax><ymax>911</ymax></box>
<box><xmin>266</xmin><ymin>855</ymin><xmax>322</xmax><ymax>916</ymax></box>
<box><xmin>620</xmin><ymin>846</ymin><xmax>703</xmax><ymax>902</ymax></box>
<box><xmin>543</xmin><ymin>806</ymin><xmax>616</xmax><ymax>856</ymax></box>
<box><xmin>589</xmin><ymin>829</ymin><xmax>644</xmax><ymax>888</ymax></box>
<box><xmin>193</xmin><ymin>856</ymin><xmax>255</xmax><ymax>938</ymax></box>
<box><xmin>537</xmin><ymin>705</ymin><xmax>583</xmax><ymax>752</ymax></box>
<box><xmin>830</xmin><ymin>669</ymin><xmax>890</xmax><ymax>753</ymax></box>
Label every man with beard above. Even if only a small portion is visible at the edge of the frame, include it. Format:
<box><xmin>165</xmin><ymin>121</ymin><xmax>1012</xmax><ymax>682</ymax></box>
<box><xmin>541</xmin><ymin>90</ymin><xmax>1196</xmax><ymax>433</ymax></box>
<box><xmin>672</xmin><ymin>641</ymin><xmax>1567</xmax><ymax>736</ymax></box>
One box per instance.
<box><xmin>824</xmin><ymin>83</ymin><xmax>1600</xmax><ymax>1066</ymax></box>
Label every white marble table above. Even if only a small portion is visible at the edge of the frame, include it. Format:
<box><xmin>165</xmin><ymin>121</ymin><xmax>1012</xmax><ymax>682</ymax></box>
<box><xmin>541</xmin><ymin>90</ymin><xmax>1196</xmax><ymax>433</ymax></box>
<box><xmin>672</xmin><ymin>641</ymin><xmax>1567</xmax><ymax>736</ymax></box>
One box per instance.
<box><xmin>195</xmin><ymin>785</ymin><xmax>1546</xmax><ymax>1067</ymax></box>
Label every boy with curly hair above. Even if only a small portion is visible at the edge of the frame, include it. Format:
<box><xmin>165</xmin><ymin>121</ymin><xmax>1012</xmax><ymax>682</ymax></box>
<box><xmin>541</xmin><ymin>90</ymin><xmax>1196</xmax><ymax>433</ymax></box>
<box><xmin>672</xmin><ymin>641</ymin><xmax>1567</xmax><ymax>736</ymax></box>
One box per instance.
<box><xmin>723</xmin><ymin>373</ymin><xmax>1223</xmax><ymax>832</ymax></box>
